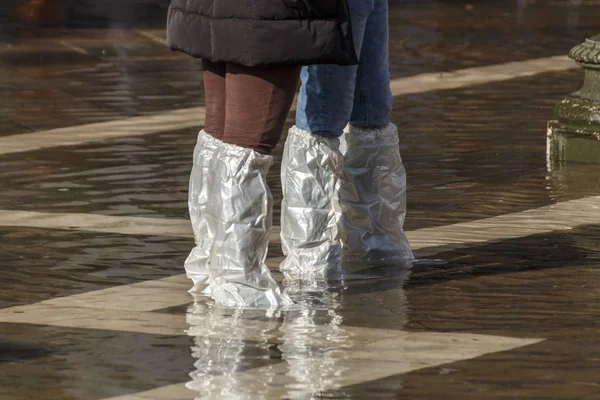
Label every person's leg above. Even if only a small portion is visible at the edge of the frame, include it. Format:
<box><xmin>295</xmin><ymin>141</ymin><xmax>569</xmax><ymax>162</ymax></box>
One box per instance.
<box><xmin>204</xmin><ymin>63</ymin><xmax>299</xmax><ymax>308</ymax></box>
<box><xmin>349</xmin><ymin>0</ymin><xmax>392</xmax><ymax>129</ymax></box>
<box><xmin>280</xmin><ymin>0</ymin><xmax>374</xmax><ymax>277</ymax></box>
<box><xmin>202</xmin><ymin>60</ymin><xmax>226</xmax><ymax>139</ymax></box>
<box><xmin>340</xmin><ymin>0</ymin><xmax>413</xmax><ymax>265</ymax></box>
<box><xmin>185</xmin><ymin>61</ymin><xmax>226</xmax><ymax>293</ymax></box>
<box><xmin>295</xmin><ymin>0</ymin><xmax>373</xmax><ymax>136</ymax></box>
<box><xmin>223</xmin><ymin>63</ymin><xmax>300</xmax><ymax>154</ymax></box>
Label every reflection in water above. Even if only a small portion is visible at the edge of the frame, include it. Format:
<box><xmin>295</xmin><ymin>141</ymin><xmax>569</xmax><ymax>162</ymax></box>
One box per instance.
<box><xmin>185</xmin><ymin>273</ymin><xmax>409</xmax><ymax>399</ymax></box>
<box><xmin>186</xmin><ymin>304</ymin><xmax>281</xmax><ymax>399</ymax></box>
<box><xmin>280</xmin><ymin>279</ymin><xmax>352</xmax><ymax>399</ymax></box>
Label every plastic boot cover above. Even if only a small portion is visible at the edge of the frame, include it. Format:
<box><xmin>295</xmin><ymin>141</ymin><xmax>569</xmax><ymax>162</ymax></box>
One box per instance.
<box><xmin>204</xmin><ymin>141</ymin><xmax>292</xmax><ymax>308</ymax></box>
<box><xmin>339</xmin><ymin>123</ymin><xmax>414</xmax><ymax>265</ymax></box>
<box><xmin>280</xmin><ymin>126</ymin><xmax>343</xmax><ymax>279</ymax></box>
<box><xmin>186</xmin><ymin>131</ymin><xmax>222</xmax><ymax>293</ymax></box>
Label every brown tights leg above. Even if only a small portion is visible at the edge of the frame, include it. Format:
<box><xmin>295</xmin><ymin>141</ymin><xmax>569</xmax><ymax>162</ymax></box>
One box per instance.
<box><xmin>202</xmin><ymin>61</ymin><xmax>300</xmax><ymax>154</ymax></box>
<box><xmin>202</xmin><ymin>60</ymin><xmax>226</xmax><ymax>140</ymax></box>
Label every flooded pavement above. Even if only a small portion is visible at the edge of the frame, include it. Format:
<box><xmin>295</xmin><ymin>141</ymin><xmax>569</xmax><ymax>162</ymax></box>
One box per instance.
<box><xmin>3</xmin><ymin>0</ymin><xmax>600</xmax><ymax>399</ymax></box>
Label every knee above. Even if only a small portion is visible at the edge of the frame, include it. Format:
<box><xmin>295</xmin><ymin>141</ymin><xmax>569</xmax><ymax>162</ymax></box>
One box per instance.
<box><xmin>295</xmin><ymin>66</ymin><xmax>358</xmax><ymax>136</ymax></box>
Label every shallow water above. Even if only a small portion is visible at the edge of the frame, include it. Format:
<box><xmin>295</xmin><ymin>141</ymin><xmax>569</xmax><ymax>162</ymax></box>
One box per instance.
<box><xmin>3</xmin><ymin>0</ymin><xmax>600</xmax><ymax>398</ymax></box>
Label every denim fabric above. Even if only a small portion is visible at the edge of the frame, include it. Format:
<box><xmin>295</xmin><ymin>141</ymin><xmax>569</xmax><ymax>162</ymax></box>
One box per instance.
<box><xmin>295</xmin><ymin>0</ymin><xmax>392</xmax><ymax>137</ymax></box>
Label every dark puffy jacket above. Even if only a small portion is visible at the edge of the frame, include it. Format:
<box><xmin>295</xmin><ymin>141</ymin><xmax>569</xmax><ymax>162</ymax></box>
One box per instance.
<box><xmin>166</xmin><ymin>0</ymin><xmax>357</xmax><ymax>67</ymax></box>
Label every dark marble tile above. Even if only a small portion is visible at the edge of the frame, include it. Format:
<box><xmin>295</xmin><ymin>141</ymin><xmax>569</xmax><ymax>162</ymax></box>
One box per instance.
<box><xmin>338</xmin><ymin>224</ymin><xmax>600</xmax><ymax>339</ymax></box>
<box><xmin>394</xmin><ymin>69</ymin><xmax>599</xmax><ymax>230</ymax></box>
<box><xmin>0</xmin><ymin>118</ymin><xmax>31</xmax><ymax>136</ymax></box>
<box><xmin>0</xmin><ymin>57</ymin><xmax>204</xmax><ymax>132</ymax></box>
<box><xmin>0</xmin><ymin>87</ymin><xmax>118</xmax><ymax>134</ymax></box>
<box><xmin>0</xmin><ymin>340</ymin><xmax>53</xmax><ymax>363</ymax></box>
<box><xmin>0</xmin><ymin>322</ymin><xmax>195</xmax><ymax>400</ymax></box>
<box><xmin>387</xmin><ymin>0</ymin><xmax>598</xmax><ymax>78</ymax></box>
<box><xmin>0</xmin><ymin>129</ymin><xmax>195</xmax><ymax>218</ymax></box>
<box><xmin>0</xmin><ymin>227</ymin><xmax>192</xmax><ymax>309</ymax></box>
<box><xmin>0</xmin><ymin>31</ymin><xmax>203</xmax><ymax>131</ymax></box>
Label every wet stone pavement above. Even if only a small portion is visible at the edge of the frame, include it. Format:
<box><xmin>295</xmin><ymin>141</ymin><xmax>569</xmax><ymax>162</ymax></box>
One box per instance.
<box><xmin>2</xmin><ymin>0</ymin><xmax>600</xmax><ymax>399</ymax></box>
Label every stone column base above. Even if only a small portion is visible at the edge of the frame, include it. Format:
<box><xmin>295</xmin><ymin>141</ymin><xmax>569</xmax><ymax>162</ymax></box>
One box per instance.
<box><xmin>547</xmin><ymin>120</ymin><xmax>600</xmax><ymax>165</ymax></box>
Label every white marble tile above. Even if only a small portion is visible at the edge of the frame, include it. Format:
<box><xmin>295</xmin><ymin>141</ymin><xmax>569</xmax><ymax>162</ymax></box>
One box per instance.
<box><xmin>135</xmin><ymin>30</ymin><xmax>169</xmax><ymax>46</ymax></box>
<box><xmin>2</xmin><ymin>195</ymin><xmax>599</xmax><ymax>261</ymax></box>
<box><xmin>38</xmin><ymin>274</ymin><xmax>191</xmax><ymax>312</ymax></box>
<box><xmin>353</xmin><ymin>331</ymin><xmax>541</xmax><ymax>364</ymax></box>
<box><xmin>410</xmin><ymin>195</ymin><xmax>600</xmax><ymax>257</ymax></box>
<box><xmin>104</xmin><ymin>384</ymin><xmax>192</xmax><ymax>400</ymax></box>
<box><xmin>0</xmin><ymin>304</ymin><xmax>187</xmax><ymax>335</ymax></box>
<box><xmin>0</xmin><ymin>209</ymin><xmax>282</xmax><ymax>243</ymax></box>
<box><xmin>0</xmin><ymin>106</ymin><xmax>205</xmax><ymax>155</ymax></box>
<box><xmin>0</xmin><ymin>209</ymin><xmax>194</xmax><ymax>238</ymax></box>
<box><xmin>389</xmin><ymin>55</ymin><xmax>575</xmax><ymax>95</ymax></box>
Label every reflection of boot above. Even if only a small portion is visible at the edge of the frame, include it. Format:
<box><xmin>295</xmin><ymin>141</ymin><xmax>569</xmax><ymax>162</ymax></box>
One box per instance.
<box><xmin>280</xmin><ymin>280</ymin><xmax>350</xmax><ymax>399</ymax></box>
<box><xmin>204</xmin><ymin>141</ymin><xmax>292</xmax><ymax>308</ymax></box>
<box><xmin>186</xmin><ymin>305</ymin><xmax>282</xmax><ymax>399</ymax></box>
<box><xmin>280</xmin><ymin>126</ymin><xmax>343</xmax><ymax>278</ymax></box>
<box><xmin>339</xmin><ymin>123</ymin><xmax>414</xmax><ymax>265</ymax></box>
<box><xmin>186</xmin><ymin>131</ymin><xmax>221</xmax><ymax>293</ymax></box>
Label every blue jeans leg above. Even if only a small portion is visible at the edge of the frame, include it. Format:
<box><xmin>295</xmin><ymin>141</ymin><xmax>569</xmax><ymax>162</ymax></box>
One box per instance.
<box><xmin>295</xmin><ymin>0</ymin><xmax>392</xmax><ymax>137</ymax></box>
<box><xmin>295</xmin><ymin>0</ymin><xmax>372</xmax><ymax>137</ymax></box>
<box><xmin>350</xmin><ymin>0</ymin><xmax>392</xmax><ymax>129</ymax></box>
